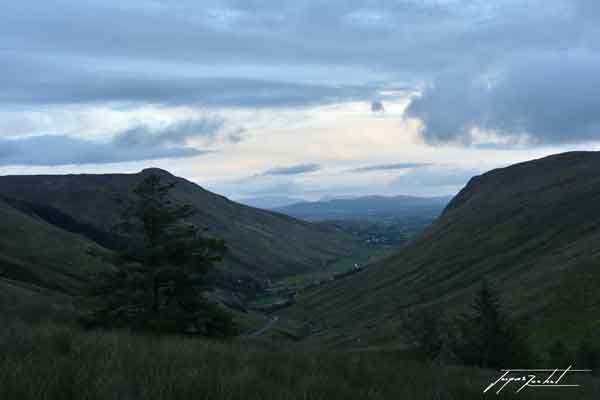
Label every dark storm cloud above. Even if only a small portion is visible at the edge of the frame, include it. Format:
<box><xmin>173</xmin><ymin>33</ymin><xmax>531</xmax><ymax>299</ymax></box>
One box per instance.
<box><xmin>263</xmin><ymin>163</ymin><xmax>320</xmax><ymax>176</ymax></box>
<box><xmin>405</xmin><ymin>53</ymin><xmax>600</xmax><ymax>145</ymax></box>
<box><xmin>349</xmin><ymin>163</ymin><xmax>431</xmax><ymax>173</ymax></box>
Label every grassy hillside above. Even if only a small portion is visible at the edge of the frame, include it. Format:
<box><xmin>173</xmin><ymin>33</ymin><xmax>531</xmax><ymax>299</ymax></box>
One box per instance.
<box><xmin>287</xmin><ymin>152</ymin><xmax>600</xmax><ymax>346</ymax></box>
<box><xmin>0</xmin><ymin>198</ymin><xmax>111</xmax><ymax>293</ymax></box>
<box><xmin>0</xmin><ymin>169</ymin><xmax>358</xmax><ymax>279</ymax></box>
<box><xmin>0</xmin><ymin>198</ymin><xmax>115</xmax><ymax>320</ymax></box>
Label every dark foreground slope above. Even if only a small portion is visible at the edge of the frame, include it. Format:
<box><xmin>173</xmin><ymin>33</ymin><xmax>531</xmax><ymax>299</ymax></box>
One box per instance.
<box><xmin>0</xmin><ymin>169</ymin><xmax>356</xmax><ymax>279</ymax></box>
<box><xmin>4</xmin><ymin>319</ymin><xmax>600</xmax><ymax>400</ymax></box>
<box><xmin>289</xmin><ymin>152</ymin><xmax>600</xmax><ymax>344</ymax></box>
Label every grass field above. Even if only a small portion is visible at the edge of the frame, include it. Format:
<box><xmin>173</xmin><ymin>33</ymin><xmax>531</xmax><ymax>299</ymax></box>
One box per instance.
<box><xmin>247</xmin><ymin>247</ymin><xmax>391</xmax><ymax>312</ymax></box>
<box><xmin>273</xmin><ymin>247</ymin><xmax>390</xmax><ymax>288</ymax></box>
<box><xmin>2</xmin><ymin>318</ymin><xmax>600</xmax><ymax>400</ymax></box>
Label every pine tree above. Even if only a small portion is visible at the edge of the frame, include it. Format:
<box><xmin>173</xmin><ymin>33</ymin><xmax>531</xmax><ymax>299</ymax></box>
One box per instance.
<box><xmin>83</xmin><ymin>172</ymin><xmax>236</xmax><ymax>337</ymax></box>
<box><xmin>454</xmin><ymin>282</ymin><xmax>534</xmax><ymax>368</ymax></box>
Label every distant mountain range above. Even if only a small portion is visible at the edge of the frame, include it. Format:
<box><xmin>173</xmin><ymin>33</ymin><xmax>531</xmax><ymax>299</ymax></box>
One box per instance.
<box><xmin>273</xmin><ymin>195</ymin><xmax>453</xmax><ymax>222</ymax></box>
<box><xmin>288</xmin><ymin>151</ymin><xmax>600</xmax><ymax>345</ymax></box>
<box><xmin>236</xmin><ymin>196</ymin><xmax>306</xmax><ymax>210</ymax></box>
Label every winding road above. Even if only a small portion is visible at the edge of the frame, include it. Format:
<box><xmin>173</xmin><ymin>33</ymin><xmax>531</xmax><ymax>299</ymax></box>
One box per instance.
<box><xmin>249</xmin><ymin>315</ymin><xmax>279</xmax><ymax>336</ymax></box>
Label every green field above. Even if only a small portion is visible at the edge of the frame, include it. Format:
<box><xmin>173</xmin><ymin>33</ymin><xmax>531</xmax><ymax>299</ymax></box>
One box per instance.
<box><xmin>248</xmin><ymin>247</ymin><xmax>391</xmax><ymax>311</ymax></box>
<box><xmin>274</xmin><ymin>247</ymin><xmax>388</xmax><ymax>287</ymax></box>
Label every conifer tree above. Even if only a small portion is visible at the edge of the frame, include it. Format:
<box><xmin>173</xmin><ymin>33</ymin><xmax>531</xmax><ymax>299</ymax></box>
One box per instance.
<box><xmin>84</xmin><ymin>172</ymin><xmax>236</xmax><ymax>337</ymax></box>
<box><xmin>454</xmin><ymin>282</ymin><xmax>534</xmax><ymax>368</ymax></box>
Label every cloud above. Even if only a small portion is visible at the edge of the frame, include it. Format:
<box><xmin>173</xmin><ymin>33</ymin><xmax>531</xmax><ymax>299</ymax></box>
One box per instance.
<box><xmin>209</xmin><ymin>172</ymin><xmax>307</xmax><ymax>198</ymax></box>
<box><xmin>371</xmin><ymin>100</ymin><xmax>385</xmax><ymax>113</ymax></box>
<box><xmin>240</xmin><ymin>180</ymin><xmax>302</xmax><ymax>197</ymax></box>
<box><xmin>404</xmin><ymin>52</ymin><xmax>600</xmax><ymax>146</ymax></box>
<box><xmin>2</xmin><ymin>0</ymin><xmax>600</xmax><ymax>187</ymax></box>
<box><xmin>0</xmin><ymin>117</ymin><xmax>228</xmax><ymax>166</ymax></box>
<box><xmin>262</xmin><ymin>163</ymin><xmax>321</xmax><ymax>176</ymax></box>
<box><xmin>0</xmin><ymin>134</ymin><xmax>207</xmax><ymax>166</ymax></box>
<box><xmin>390</xmin><ymin>166</ymin><xmax>483</xmax><ymax>196</ymax></box>
<box><xmin>209</xmin><ymin>163</ymin><xmax>477</xmax><ymax>199</ymax></box>
<box><xmin>2</xmin><ymin>0</ymin><xmax>593</xmax><ymax>111</ymax></box>
<box><xmin>0</xmin><ymin>52</ymin><xmax>383</xmax><ymax>108</ymax></box>
<box><xmin>349</xmin><ymin>162</ymin><xmax>431</xmax><ymax>173</ymax></box>
<box><xmin>226</xmin><ymin>128</ymin><xmax>246</xmax><ymax>143</ymax></box>
<box><xmin>112</xmin><ymin>117</ymin><xmax>224</xmax><ymax>148</ymax></box>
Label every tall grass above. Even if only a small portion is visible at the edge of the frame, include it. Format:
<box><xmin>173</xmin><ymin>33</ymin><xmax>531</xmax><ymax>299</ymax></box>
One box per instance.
<box><xmin>1</xmin><ymin>318</ymin><xmax>599</xmax><ymax>399</ymax></box>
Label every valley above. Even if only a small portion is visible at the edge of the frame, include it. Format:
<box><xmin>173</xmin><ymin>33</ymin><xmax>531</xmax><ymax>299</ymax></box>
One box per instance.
<box><xmin>4</xmin><ymin>2</ymin><xmax>599</xmax><ymax>397</ymax></box>
<box><xmin>3</xmin><ymin>152</ymin><xmax>600</xmax><ymax>398</ymax></box>
<box><xmin>286</xmin><ymin>152</ymin><xmax>600</xmax><ymax>349</ymax></box>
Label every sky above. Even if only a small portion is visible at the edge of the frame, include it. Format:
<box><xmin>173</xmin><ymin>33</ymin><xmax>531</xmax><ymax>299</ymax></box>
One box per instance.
<box><xmin>1</xmin><ymin>0</ymin><xmax>600</xmax><ymax>201</ymax></box>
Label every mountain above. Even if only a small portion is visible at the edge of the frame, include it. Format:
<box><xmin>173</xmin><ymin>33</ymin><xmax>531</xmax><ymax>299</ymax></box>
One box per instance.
<box><xmin>274</xmin><ymin>195</ymin><xmax>452</xmax><ymax>222</ymax></box>
<box><xmin>0</xmin><ymin>197</ymin><xmax>110</xmax><ymax>291</ymax></box>
<box><xmin>0</xmin><ymin>197</ymin><xmax>113</xmax><ymax>317</ymax></box>
<box><xmin>236</xmin><ymin>196</ymin><xmax>306</xmax><ymax>210</ymax></box>
<box><xmin>0</xmin><ymin>169</ymin><xmax>358</xmax><ymax>279</ymax></box>
<box><xmin>288</xmin><ymin>152</ymin><xmax>600</xmax><ymax>345</ymax></box>
<box><xmin>317</xmin><ymin>195</ymin><xmax>357</xmax><ymax>202</ymax></box>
